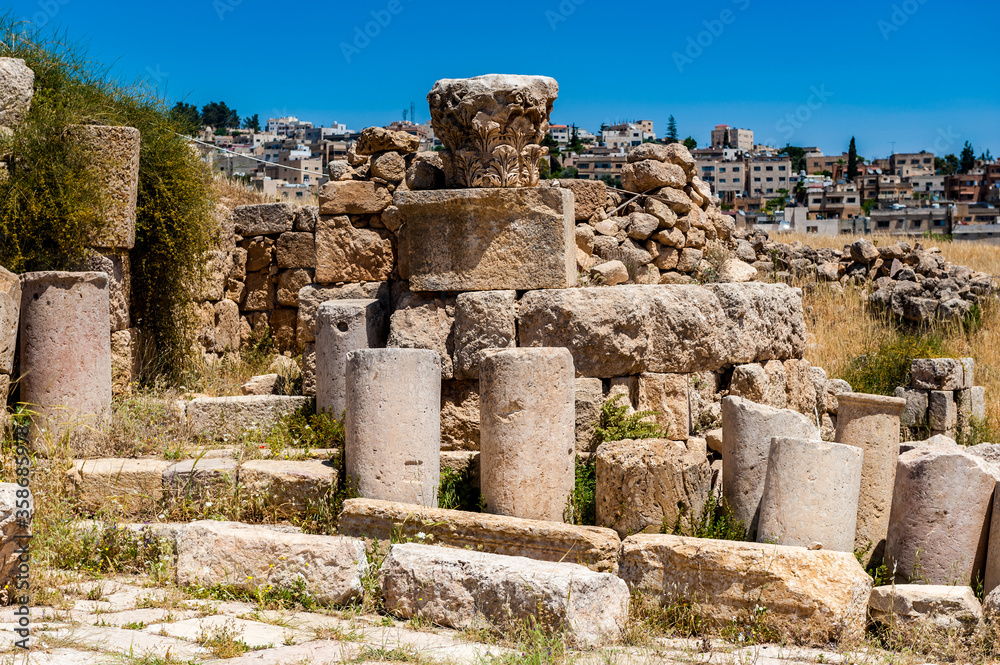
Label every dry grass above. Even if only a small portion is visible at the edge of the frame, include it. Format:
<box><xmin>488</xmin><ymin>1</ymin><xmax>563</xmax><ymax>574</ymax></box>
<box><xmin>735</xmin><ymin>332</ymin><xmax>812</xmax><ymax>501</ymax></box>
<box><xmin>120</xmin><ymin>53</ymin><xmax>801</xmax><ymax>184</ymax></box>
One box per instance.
<box><xmin>773</xmin><ymin>231</ymin><xmax>1000</xmax><ymax>440</ymax></box>
<box><xmin>211</xmin><ymin>176</ymin><xmax>276</xmax><ymax>210</ymax></box>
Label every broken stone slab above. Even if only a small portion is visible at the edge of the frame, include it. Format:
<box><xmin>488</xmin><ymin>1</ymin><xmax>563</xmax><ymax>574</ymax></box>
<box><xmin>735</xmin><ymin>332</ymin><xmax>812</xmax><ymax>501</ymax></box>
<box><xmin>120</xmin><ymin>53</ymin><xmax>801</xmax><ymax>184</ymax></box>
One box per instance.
<box><xmin>381</xmin><ymin>543</ymin><xmax>628</xmax><ymax>647</ymax></box>
<box><xmin>0</xmin><ymin>266</ymin><xmax>19</xmax><ymax>375</ymax></box>
<box><xmin>163</xmin><ymin>457</ymin><xmax>238</xmax><ymax>504</ymax></box>
<box><xmin>517</xmin><ymin>283</ymin><xmax>805</xmax><ymax>378</ymax></box>
<box><xmin>185</xmin><ymin>396</ymin><xmax>312</xmax><ymax>439</ymax></box>
<box><xmin>395</xmin><ymin>187</ymin><xmax>576</xmax><ymax>292</ymax></box>
<box><xmin>338</xmin><ymin>498</ymin><xmax>621</xmax><ymax>573</ymax></box>
<box><xmin>634</xmin><ymin>373</ymin><xmax>690</xmax><ymax>441</ymax></box>
<box><xmin>911</xmin><ymin>358</ymin><xmax>974</xmax><ymax>391</ymax></box>
<box><xmin>0</xmin><ymin>483</ymin><xmax>32</xmax><ymax>605</ymax></box>
<box><xmin>296</xmin><ymin>282</ymin><xmax>389</xmax><ymax>347</ymax></box>
<box><xmin>558</xmin><ymin>179</ymin><xmax>607</xmax><ymax>221</ymax></box>
<box><xmin>894</xmin><ymin>387</ymin><xmax>929</xmax><ymax>428</ymax></box>
<box><xmin>318</xmin><ymin>181</ymin><xmax>393</xmax><ymax>215</ymax></box>
<box><xmin>428</xmin><ymin>74</ymin><xmax>559</xmax><ymax>188</ymax></box>
<box><xmin>619</xmin><ymin>534</ymin><xmax>872</xmax><ymax>644</ymax></box>
<box><xmin>869</xmin><ymin>585</ymin><xmax>982</xmax><ymax>632</ymax></box>
<box><xmin>315</xmin><ymin>299</ymin><xmax>386</xmax><ymax>416</ymax></box>
<box><xmin>240</xmin><ymin>374</ymin><xmax>285</xmax><ymax>396</ymax></box>
<box><xmin>238</xmin><ymin>460</ymin><xmax>337</xmax><ymax>519</ymax></box>
<box><xmin>452</xmin><ymin>290</ymin><xmax>517</xmax><ymax>381</ymax></box>
<box><xmin>176</xmin><ymin>521</ymin><xmax>366</xmax><ymax>606</ymax></box>
<box><xmin>595</xmin><ymin>438</ymin><xmax>711</xmax><ymax>538</ymax></box>
<box><xmin>65</xmin><ymin>459</ymin><xmax>171</xmax><ymax>515</ymax></box>
<box><xmin>386</xmin><ymin>290</ymin><xmax>455</xmax><ymax>379</ymax></box>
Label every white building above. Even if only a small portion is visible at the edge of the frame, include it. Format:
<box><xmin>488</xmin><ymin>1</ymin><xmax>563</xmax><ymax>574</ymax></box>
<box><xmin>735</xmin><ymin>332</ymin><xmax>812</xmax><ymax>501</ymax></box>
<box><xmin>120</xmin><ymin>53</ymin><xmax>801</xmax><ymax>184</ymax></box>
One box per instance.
<box><xmin>267</xmin><ymin>116</ymin><xmax>315</xmax><ymax>136</ymax></box>
<box><xmin>601</xmin><ymin>121</ymin><xmax>656</xmax><ymax>152</ymax></box>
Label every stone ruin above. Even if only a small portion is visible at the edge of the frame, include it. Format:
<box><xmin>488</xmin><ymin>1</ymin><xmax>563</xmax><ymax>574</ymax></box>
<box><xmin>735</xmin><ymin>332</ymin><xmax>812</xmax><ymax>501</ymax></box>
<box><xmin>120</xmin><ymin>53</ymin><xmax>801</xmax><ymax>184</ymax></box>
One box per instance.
<box><xmin>4</xmin><ymin>67</ymin><xmax>1000</xmax><ymax>646</ymax></box>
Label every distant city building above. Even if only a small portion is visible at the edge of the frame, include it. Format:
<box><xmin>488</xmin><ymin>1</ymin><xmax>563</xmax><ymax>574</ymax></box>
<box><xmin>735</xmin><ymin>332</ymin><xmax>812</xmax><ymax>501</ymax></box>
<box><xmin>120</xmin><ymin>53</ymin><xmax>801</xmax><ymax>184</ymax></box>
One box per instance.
<box><xmin>601</xmin><ymin>121</ymin><xmax>656</xmax><ymax>152</ymax></box>
<box><xmin>575</xmin><ymin>147</ymin><xmax>628</xmax><ymax>181</ymax></box>
<box><xmin>711</xmin><ymin>125</ymin><xmax>754</xmax><ymax>151</ymax></box>
<box><xmin>267</xmin><ymin>116</ymin><xmax>314</xmax><ymax>136</ymax></box>
<box><xmin>890</xmin><ymin>151</ymin><xmax>935</xmax><ymax>178</ymax></box>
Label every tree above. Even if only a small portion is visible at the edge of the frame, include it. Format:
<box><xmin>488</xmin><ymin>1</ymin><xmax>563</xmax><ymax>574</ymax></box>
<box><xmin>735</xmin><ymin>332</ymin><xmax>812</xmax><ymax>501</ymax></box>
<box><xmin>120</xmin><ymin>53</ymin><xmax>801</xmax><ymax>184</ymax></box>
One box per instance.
<box><xmin>666</xmin><ymin>115</ymin><xmax>679</xmax><ymax>144</ymax></box>
<box><xmin>169</xmin><ymin>102</ymin><xmax>201</xmax><ymax>134</ymax></box>
<box><xmin>936</xmin><ymin>154</ymin><xmax>959</xmax><ymax>175</ymax></box>
<box><xmin>960</xmin><ymin>141</ymin><xmax>976</xmax><ymax>173</ymax></box>
<box><xmin>980</xmin><ymin>149</ymin><xmax>993</xmax><ymax>162</ymax></box>
<box><xmin>568</xmin><ymin>125</ymin><xmax>583</xmax><ymax>153</ymax></box>
<box><xmin>200</xmin><ymin>101</ymin><xmax>239</xmax><ymax>129</ymax></box>
<box><xmin>242</xmin><ymin>113</ymin><xmax>260</xmax><ymax>132</ymax></box>
<box><xmin>683</xmin><ymin>136</ymin><xmax>697</xmax><ymax>150</ymax></box>
<box><xmin>541</xmin><ymin>132</ymin><xmax>561</xmax><ymax>157</ymax></box>
<box><xmin>847</xmin><ymin>137</ymin><xmax>860</xmax><ymax>180</ymax></box>
<box><xmin>781</xmin><ymin>145</ymin><xmax>807</xmax><ymax>173</ymax></box>
<box><xmin>861</xmin><ymin>198</ymin><xmax>878</xmax><ymax>216</ymax></box>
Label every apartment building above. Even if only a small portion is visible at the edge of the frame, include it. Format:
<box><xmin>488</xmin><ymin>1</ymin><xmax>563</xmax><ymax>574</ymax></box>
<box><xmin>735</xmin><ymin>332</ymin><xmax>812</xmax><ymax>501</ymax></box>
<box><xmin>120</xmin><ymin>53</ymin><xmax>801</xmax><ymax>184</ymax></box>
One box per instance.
<box><xmin>807</xmin><ymin>182</ymin><xmax>862</xmax><ymax>220</ymax></box>
<box><xmin>711</xmin><ymin>125</ymin><xmax>754</xmax><ymax>151</ymax></box>
<box><xmin>267</xmin><ymin>116</ymin><xmax>314</xmax><ymax>136</ymax></box>
<box><xmin>869</xmin><ymin>207</ymin><xmax>949</xmax><ymax>234</ymax></box>
<box><xmin>945</xmin><ymin>172</ymin><xmax>985</xmax><ymax>202</ymax></box>
<box><xmin>890</xmin><ymin>151</ymin><xmax>935</xmax><ymax>177</ymax></box>
<box><xmin>806</xmin><ymin>152</ymin><xmax>849</xmax><ymax>175</ymax></box>
<box><xmin>746</xmin><ymin>159</ymin><xmax>794</xmax><ymax>198</ymax></box>
<box><xmin>601</xmin><ymin>121</ymin><xmax>656</xmax><ymax>151</ymax></box>
<box><xmin>909</xmin><ymin>175</ymin><xmax>945</xmax><ymax>200</ymax></box>
<box><xmin>548</xmin><ymin>124</ymin><xmax>597</xmax><ymax>147</ymax></box>
<box><xmin>575</xmin><ymin>148</ymin><xmax>628</xmax><ymax>181</ymax></box>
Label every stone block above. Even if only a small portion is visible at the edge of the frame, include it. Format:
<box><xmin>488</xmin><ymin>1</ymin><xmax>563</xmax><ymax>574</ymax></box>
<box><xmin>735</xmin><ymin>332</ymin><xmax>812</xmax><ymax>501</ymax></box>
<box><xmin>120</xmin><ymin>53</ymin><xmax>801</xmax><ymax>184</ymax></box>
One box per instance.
<box><xmin>355</xmin><ymin>126</ymin><xmax>419</xmax><ymax>155</ymax></box>
<box><xmin>0</xmin><ymin>58</ymin><xmax>34</xmax><ymax>128</ymax></box>
<box><xmin>395</xmin><ymin>187</ymin><xmax>575</xmax><ymax>292</ymax></box>
<box><xmin>314</xmin><ymin>215</ymin><xmax>394</xmax><ymax>284</ymax></box>
<box><xmin>559</xmin><ymin>179</ymin><xmax>607</xmax><ymax>221</ymax></box>
<box><xmin>635</xmin><ymin>373</ymin><xmax>690</xmax><ymax>441</ymax></box>
<box><xmin>276</xmin><ymin>232</ymin><xmax>317</xmax><ymax>269</ymax></box>
<box><xmin>176</xmin><ymin>521</ymin><xmax>366</xmax><ymax>606</ymax></box>
<box><xmin>238</xmin><ymin>460</ymin><xmax>337</xmax><ymax>519</ymax></box>
<box><xmin>339</xmin><ymin>498</ymin><xmax>621</xmax><ymax>572</ymax></box>
<box><xmin>240</xmin><ymin>374</ymin><xmax>284</xmax><ymax>396</ymax></box>
<box><xmin>895</xmin><ymin>387</ymin><xmax>929</xmax><ymax>428</ymax></box>
<box><xmin>243</xmin><ymin>270</ymin><xmax>274</xmax><ymax>312</ymax></box>
<box><xmin>80</xmin><ymin>250</ymin><xmax>130</xmax><ymax>332</ymax></box>
<box><xmin>296</xmin><ymin>282</ymin><xmax>389</xmax><ymax>347</ymax></box>
<box><xmin>869</xmin><ymin>585</ymin><xmax>982</xmax><ymax>632</ymax></box>
<box><xmin>318</xmin><ymin>181</ymin><xmax>392</xmax><ymax>215</ymax></box>
<box><xmin>386</xmin><ymin>290</ymin><xmax>455</xmax><ymax>379</ymax></box>
<box><xmin>517</xmin><ymin>283</ymin><xmax>805</xmax><ymax>378</ymax></box>
<box><xmin>911</xmin><ymin>358</ymin><xmax>973</xmax><ymax>391</ymax></box>
<box><xmin>276</xmin><ymin>268</ymin><xmax>312</xmax><ymax>307</ymax></box>
<box><xmin>233</xmin><ymin>203</ymin><xmax>296</xmax><ymax>236</ymax></box>
<box><xmin>0</xmin><ymin>267</ymin><xmax>20</xmax><ymax>375</ymax></box>
<box><xmin>441</xmin><ymin>380</ymin><xmax>480</xmax><ymax>451</ymax></box>
<box><xmin>163</xmin><ymin>457</ymin><xmax>238</xmax><ymax>504</ymax></box>
<box><xmin>0</xmin><ymin>483</ymin><xmax>32</xmax><ymax>604</ymax></box>
<box><xmin>619</xmin><ymin>534</ymin><xmax>872</xmax><ymax>644</ymax></box>
<box><xmin>575</xmin><ymin>378</ymin><xmax>604</xmax><ymax>453</ymax></box>
<box><xmin>66</xmin><ymin>458</ymin><xmax>170</xmax><ymax>515</ymax></box>
<box><xmin>381</xmin><ymin>543</ymin><xmax>629</xmax><ymax>647</ymax></box>
<box><xmin>452</xmin><ymin>291</ymin><xmax>517</xmax><ymax>381</ymax></box>
<box><xmin>595</xmin><ymin>438</ymin><xmax>710</xmax><ymax>538</ymax></box>
<box><xmin>929</xmin><ymin>390</ymin><xmax>957</xmax><ymax>433</ymax></box>
<box><xmin>315</xmin><ymin>299</ymin><xmax>386</xmax><ymax>416</ymax></box>
<box><xmin>185</xmin><ymin>396</ymin><xmax>312</xmax><ymax>439</ymax></box>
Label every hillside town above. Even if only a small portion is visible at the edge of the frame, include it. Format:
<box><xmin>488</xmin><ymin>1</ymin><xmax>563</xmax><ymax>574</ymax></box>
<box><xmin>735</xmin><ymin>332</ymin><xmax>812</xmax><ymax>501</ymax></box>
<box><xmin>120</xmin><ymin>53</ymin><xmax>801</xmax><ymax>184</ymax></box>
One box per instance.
<box><xmin>194</xmin><ymin>111</ymin><xmax>1000</xmax><ymax>242</ymax></box>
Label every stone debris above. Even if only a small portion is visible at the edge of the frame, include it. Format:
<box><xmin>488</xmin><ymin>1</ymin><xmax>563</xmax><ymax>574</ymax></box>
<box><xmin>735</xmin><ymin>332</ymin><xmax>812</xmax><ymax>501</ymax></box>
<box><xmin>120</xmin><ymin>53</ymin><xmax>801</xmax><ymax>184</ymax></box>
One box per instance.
<box><xmin>870</xmin><ymin>584</ymin><xmax>982</xmax><ymax>632</ymax></box>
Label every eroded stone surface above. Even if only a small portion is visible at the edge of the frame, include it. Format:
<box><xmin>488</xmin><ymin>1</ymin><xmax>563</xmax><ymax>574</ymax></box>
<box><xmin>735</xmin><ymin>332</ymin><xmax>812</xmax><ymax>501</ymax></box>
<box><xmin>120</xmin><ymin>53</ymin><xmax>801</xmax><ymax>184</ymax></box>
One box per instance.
<box><xmin>870</xmin><ymin>585</ymin><xmax>982</xmax><ymax>631</ymax></box>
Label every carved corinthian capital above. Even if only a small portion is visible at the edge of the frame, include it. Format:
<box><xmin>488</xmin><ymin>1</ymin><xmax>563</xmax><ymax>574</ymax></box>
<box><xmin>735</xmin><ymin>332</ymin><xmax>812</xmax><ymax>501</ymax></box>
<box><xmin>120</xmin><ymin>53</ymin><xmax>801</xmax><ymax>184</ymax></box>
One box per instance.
<box><xmin>427</xmin><ymin>74</ymin><xmax>559</xmax><ymax>188</ymax></box>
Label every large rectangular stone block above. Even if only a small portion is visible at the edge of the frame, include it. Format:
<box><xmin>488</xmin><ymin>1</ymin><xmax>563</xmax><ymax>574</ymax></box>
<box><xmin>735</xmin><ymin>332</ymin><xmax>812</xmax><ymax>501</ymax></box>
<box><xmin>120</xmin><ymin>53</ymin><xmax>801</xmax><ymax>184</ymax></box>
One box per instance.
<box><xmin>394</xmin><ymin>188</ymin><xmax>576</xmax><ymax>292</ymax></box>
<box><xmin>619</xmin><ymin>534</ymin><xmax>872</xmax><ymax>644</ymax></box>
<box><xmin>338</xmin><ymin>498</ymin><xmax>621</xmax><ymax>572</ymax></box>
<box><xmin>66</xmin><ymin>458</ymin><xmax>171</xmax><ymax>515</ymax></box>
<box><xmin>185</xmin><ymin>396</ymin><xmax>312</xmax><ymax>439</ymax></box>
<box><xmin>0</xmin><ymin>267</ymin><xmax>20</xmax><ymax>375</ymax></box>
<box><xmin>314</xmin><ymin>215</ymin><xmax>394</xmax><ymax>284</ymax></box>
<box><xmin>518</xmin><ymin>283</ymin><xmax>806</xmax><ymax>378</ymax></box>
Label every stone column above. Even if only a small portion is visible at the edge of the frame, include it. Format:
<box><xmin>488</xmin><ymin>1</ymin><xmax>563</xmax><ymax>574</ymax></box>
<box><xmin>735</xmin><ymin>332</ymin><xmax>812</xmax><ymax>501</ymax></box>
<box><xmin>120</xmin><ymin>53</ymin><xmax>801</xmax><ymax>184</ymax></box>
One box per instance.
<box><xmin>835</xmin><ymin>392</ymin><xmax>906</xmax><ymax>567</ymax></box>
<box><xmin>721</xmin><ymin>396</ymin><xmax>818</xmax><ymax>538</ymax></box>
<box><xmin>886</xmin><ymin>446</ymin><xmax>997</xmax><ymax>586</ymax></box>
<box><xmin>315</xmin><ymin>299</ymin><xmax>385</xmax><ymax>417</ymax></box>
<box><xmin>480</xmin><ymin>348</ymin><xmax>575</xmax><ymax>523</ymax></box>
<box><xmin>345</xmin><ymin>349</ymin><xmax>440</xmax><ymax>507</ymax></box>
<box><xmin>19</xmin><ymin>272</ymin><xmax>112</xmax><ymax>455</ymax></box>
<box><xmin>1</xmin><ymin>267</ymin><xmax>19</xmax><ymax>437</ymax></box>
<box><xmin>757</xmin><ymin>437</ymin><xmax>864</xmax><ymax>552</ymax></box>
<box><xmin>984</xmin><ymin>484</ymin><xmax>1000</xmax><ymax>596</ymax></box>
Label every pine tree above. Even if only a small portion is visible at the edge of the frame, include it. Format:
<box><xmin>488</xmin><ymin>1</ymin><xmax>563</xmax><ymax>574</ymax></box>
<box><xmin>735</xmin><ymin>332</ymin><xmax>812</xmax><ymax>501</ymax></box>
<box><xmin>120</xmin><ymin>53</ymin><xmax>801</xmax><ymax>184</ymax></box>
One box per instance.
<box><xmin>960</xmin><ymin>141</ymin><xmax>976</xmax><ymax>173</ymax></box>
<box><xmin>666</xmin><ymin>115</ymin><xmax>679</xmax><ymax>144</ymax></box>
<box><xmin>847</xmin><ymin>137</ymin><xmax>859</xmax><ymax>180</ymax></box>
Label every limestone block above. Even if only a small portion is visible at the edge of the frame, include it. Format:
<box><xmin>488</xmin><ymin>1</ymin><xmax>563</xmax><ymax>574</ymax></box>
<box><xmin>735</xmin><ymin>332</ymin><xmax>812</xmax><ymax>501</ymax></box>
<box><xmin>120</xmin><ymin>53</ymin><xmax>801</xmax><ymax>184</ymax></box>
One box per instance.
<box><xmin>296</xmin><ymin>205</ymin><xmax>319</xmax><ymax>232</ymax></box>
<box><xmin>381</xmin><ymin>543</ymin><xmax>628</xmax><ymax>647</ymax></box>
<box><xmin>345</xmin><ymin>349</ymin><xmax>440</xmax><ymax>507</ymax></box>
<box><xmin>622</xmin><ymin>160</ymin><xmax>686</xmax><ymax>193</ymax></box>
<box><xmin>271</xmin><ymin>308</ymin><xmax>297</xmax><ymax>353</ymax></box>
<box><xmin>355</xmin><ymin>126</ymin><xmax>420</xmax><ymax>155</ymax></box>
<box><xmin>80</xmin><ymin>250</ymin><xmax>131</xmax><ymax>332</ymax></box>
<box><xmin>957</xmin><ymin>386</ymin><xmax>987</xmax><ymax>430</ymax></box>
<box><xmin>870</xmin><ymin>585</ymin><xmax>982</xmax><ymax>632</ymax></box>
<box><xmin>590</xmin><ymin>261</ymin><xmax>628</xmax><ymax>286</ymax></box>
<box><xmin>729</xmin><ymin>364</ymin><xmax>768</xmax><ymax>403</ymax></box>
<box><xmin>575</xmin><ymin>378</ymin><xmax>604</xmax><ymax>453</ymax></box>
<box><xmin>163</xmin><ymin>457</ymin><xmax>238</xmax><ymax>504</ymax></box>
<box><xmin>886</xmin><ymin>446</ymin><xmax>997</xmax><ymax>586</ymax></box>
<box><xmin>65</xmin><ymin>458</ymin><xmax>169</xmax><ymax>515</ymax></box>
<box><xmin>721</xmin><ymin>396</ymin><xmax>818</xmax><ymax>537</ymax></box>
<box><xmin>276</xmin><ymin>232</ymin><xmax>317</xmax><ymax>269</ymax></box>
<box><xmin>370</xmin><ymin>151</ymin><xmax>406</xmax><ymax>182</ymax></box>
<box><xmin>316</xmin><ymin>299</ymin><xmax>386</xmax><ymax>417</ymax></box>
<box><xmin>276</xmin><ymin>268</ymin><xmax>312</xmax><ymax>307</ymax></box>
<box><xmin>0</xmin><ymin>267</ymin><xmax>20</xmax><ymax>375</ymax></box>
<box><xmin>718</xmin><ymin>259</ymin><xmax>757</xmax><ymax>283</ymax></box>
<box><xmin>634</xmin><ymin>373</ymin><xmax>689</xmax><ymax>440</ymax></box>
<box><xmin>176</xmin><ymin>521</ymin><xmax>365</xmax><ymax>606</ymax></box>
<box><xmin>783</xmin><ymin>359</ymin><xmax>819</xmax><ymax>418</ymax></box>
<box><xmin>559</xmin><ymin>179</ymin><xmax>607</xmax><ymax>221</ymax></box>
<box><xmin>314</xmin><ymin>215</ymin><xmax>394</xmax><ymax>284</ymax></box>
<box><xmin>209</xmin><ymin>300</ymin><xmax>241</xmax><ymax>354</ymax></box>
<box><xmin>619</xmin><ymin>534</ymin><xmax>872</xmax><ymax>644</ymax></box>
<box><xmin>895</xmin><ymin>387</ymin><xmax>929</xmax><ymax>428</ymax></box>
<box><xmin>318</xmin><ymin>181</ymin><xmax>392</xmax><ymax>215</ymax></box>
<box><xmin>0</xmin><ymin>58</ymin><xmax>34</xmax><ymax>128</ymax></box>
<box><xmin>238</xmin><ymin>460</ymin><xmax>337</xmax><ymax>519</ymax></box>
<box><xmin>296</xmin><ymin>282</ymin><xmax>389</xmax><ymax>347</ymax></box>
<box><xmin>0</xmin><ymin>484</ymin><xmax>32</xmax><ymax>605</ymax></box>
<box><xmin>338</xmin><ymin>498</ymin><xmax>621</xmax><ymax>572</ymax></box>
<box><xmin>480</xmin><ymin>349</ymin><xmax>575</xmax><ymax>522</ymax></box>
<box><xmin>405</xmin><ymin>152</ymin><xmax>446</xmax><ymax>190</ymax></box>
<box><xmin>825</xmin><ymin>378</ymin><xmax>852</xmax><ymax>415</ymax></box>
<box><xmin>240</xmin><ymin>374</ymin><xmax>284</xmax><ymax>396</ymax></box>
<box><xmin>757</xmin><ymin>438</ymin><xmax>863</xmax><ymax>553</ymax></box>
<box><xmin>386</xmin><ymin>290</ymin><xmax>455</xmax><ymax>379</ymax></box>
<box><xmin>395</xmin><ymin>187</ymin><xmax>575</xmax><ymax>292</ymax></box>
<box><xmin>428</xmin><ymin>74</ymin><xmax>558</xmax><ymax>188</ymax></box>
<box><xmin>185</xmin><ymin>396</ymin><xmax>312</xmax><ymax>439</ymax></box>
<box><xmin>441</xmin><ymin>380</ymin><xmax>480</xmax><ymax>451</ymax></box>
<box><xmin>243</xmin><ymin>270</ymin><xmax>274</xmax><ymax>312</ymax></box>
<box><xmin>452</xmin><ymin>290</ymin><xmax>517</xmax><ymax>381</ymax></box>
<box><xmin>233</xmin><ymin>203</ymin><xmax>296</xmax><ymax>236</ymax></box>
<box><xmin>517</xmin><ymin>283</ymin><xmax>805</xmax><ymax>378</ymax></box>
<box><xmin>764</xmin><ymin>360</ymin><xmax>789</xmax><ymax>409</ymax></box>
<box><xmin>835</xmin><ymin>393</ymin><xmax>906</xmax><ymax>567</ymax></box>
<box><xmin>595</xmin><ymin>438</ymin><xmax>710</xmax><ymax>538</ymax></box>
<box><xmin>928</xmin><ymin>390</ymin><xmax>957</xmax><ymax>433</ymax></box>
<box><xmin>66</xmin><ymin>125</ymin><xmax>141</xmax><ymax>249</ymax></box>
<box><xmin>19</xmin><ymin>271</ymin><xmax>112</xmax><ymax>454</ymax></box>
<box><xmin>911</xmin><ymin>358</ymin><xmax>973</xmax><ymax>391</ymax></box>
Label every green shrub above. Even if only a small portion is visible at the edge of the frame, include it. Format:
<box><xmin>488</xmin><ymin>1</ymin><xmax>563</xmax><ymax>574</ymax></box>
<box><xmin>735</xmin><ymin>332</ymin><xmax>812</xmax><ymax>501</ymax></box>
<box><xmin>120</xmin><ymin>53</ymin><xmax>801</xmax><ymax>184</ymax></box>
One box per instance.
<box><xmin>666</xmin><ymin>492</ymin><xmax>747</xmax><ymax>542</ymax></box>
<box><xmin>0</xmin><ymin>18</ymin><xmax>215</xmax><ymax>381</ymax></box>
<box><xmin>841</xmin><ymin>332</ymin><xmax>947</xmax><ymax>396</ymax></box>
<box><xmin>566</xmin><ymin>456</ymin><xmax>596</xmax><ymax>526</ymax></box>
<box><xmin>438</xmin><ymin>459</ymin><xmax>480</xmax><ymax>512</ymax></box>
<box><xmin>593</xmin><ymin>393</ymin><xmax>666</xmax><ymax>445</ymax></box>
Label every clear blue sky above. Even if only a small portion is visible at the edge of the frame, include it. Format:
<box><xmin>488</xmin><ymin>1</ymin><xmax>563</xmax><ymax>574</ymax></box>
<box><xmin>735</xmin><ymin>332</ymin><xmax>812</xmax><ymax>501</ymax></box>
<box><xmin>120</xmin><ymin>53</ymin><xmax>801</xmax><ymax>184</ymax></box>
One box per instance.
<box><xmin>9</xmin><ymin>0</ymin><xmax>999</xmax><ymax>160</ymax></box>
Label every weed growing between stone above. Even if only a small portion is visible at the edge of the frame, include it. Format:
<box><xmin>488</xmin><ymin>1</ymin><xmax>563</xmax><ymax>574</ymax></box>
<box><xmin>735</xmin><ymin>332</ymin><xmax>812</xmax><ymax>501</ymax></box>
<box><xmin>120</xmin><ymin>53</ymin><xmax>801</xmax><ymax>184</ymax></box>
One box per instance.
<box><xmin>437</xmin><ymin>458</ymin><xmax>480</xmax><ymax>512</ymax></box>
<box><xmin>47</xmin><ymin>522</ymin><xmax>172</xmax><ymax>581</ymax></box>
<box><xmin>593</xmin><ymin>394</ymin><xmax>665</xmax><ymax>444</ymax></box>
<box><xmin>666</xmin><ymin>492</ymin><xmax>748</xmax><ymax>542</ymax></box>
<box><xmin>197</xmin><ymin>619</ymin><xmax>254</xmax><ymax>658</ymax></box>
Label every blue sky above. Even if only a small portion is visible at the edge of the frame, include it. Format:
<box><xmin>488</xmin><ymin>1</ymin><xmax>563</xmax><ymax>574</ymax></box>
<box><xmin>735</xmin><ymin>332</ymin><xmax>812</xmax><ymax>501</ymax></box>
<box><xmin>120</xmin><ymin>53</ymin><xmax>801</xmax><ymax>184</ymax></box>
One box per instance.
<box><xmin>8</xmin><ymin>0</ymin><xmax>999</xmax><ymax>159</ymax></box>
